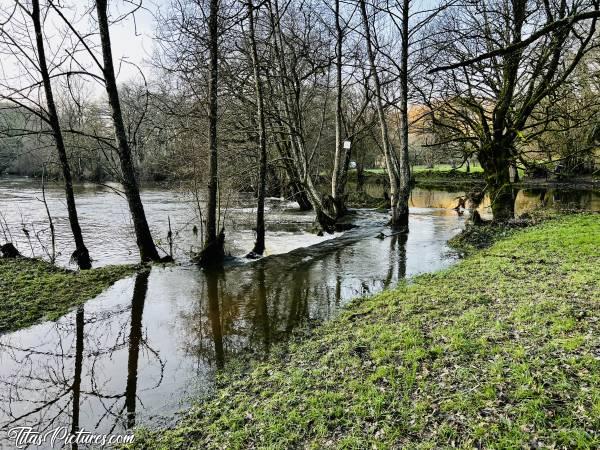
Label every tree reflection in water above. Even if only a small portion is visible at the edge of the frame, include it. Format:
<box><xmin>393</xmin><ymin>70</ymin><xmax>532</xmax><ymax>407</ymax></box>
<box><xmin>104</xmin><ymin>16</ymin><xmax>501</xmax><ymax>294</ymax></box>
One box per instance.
<box><xmin>179</xmin><ymin>232</ymin><xmax>411</xmax><ymax>374</ymax></box>
<box><xmin>206</xmin><ymin>271</ymin><xmax>225</xmax><ymax>370</ymax></box>
<box><xmin>0</xmin><ymin>269</ymin><xmax>161</xmax><ymax>445</ymax></box>
<box><xmin>1</xmin><ymin>210</ymin><xmax>467</xmax><ymax>443</ymax></box>
<box><xmin>125</xmin><ymin>269</ymin><xmax>151</xmax><ymax>429</ymax></box>
<box><xmin>71</xmin><ymin>306</ymin><xmax>83</xmax><ymax>450</ymax></box>
<box><xmin>384</xmin><ymin>233</ymin><xmax>408</xmax><ymax>289</ymax></box>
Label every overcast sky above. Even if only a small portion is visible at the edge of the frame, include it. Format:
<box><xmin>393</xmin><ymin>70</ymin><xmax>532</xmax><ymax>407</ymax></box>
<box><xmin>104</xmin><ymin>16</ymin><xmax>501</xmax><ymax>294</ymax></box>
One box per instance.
<box><xmin>0</xmin><ymin>0</ymin><xmax>168</xmax><ymax>100</ymax></box>
<box><xmin>104</xmin><ymin>0</ymin><xmax>161</xmax><ymax>82</ymax></box>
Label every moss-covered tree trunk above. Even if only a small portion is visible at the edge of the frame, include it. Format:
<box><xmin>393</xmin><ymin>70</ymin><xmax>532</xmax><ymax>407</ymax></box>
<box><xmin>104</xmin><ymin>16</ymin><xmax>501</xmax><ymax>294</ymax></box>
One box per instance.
<box><xmin>479</xmin><ymin>141</ymin><xmax>515</xmax><ymax>221</ymax></box>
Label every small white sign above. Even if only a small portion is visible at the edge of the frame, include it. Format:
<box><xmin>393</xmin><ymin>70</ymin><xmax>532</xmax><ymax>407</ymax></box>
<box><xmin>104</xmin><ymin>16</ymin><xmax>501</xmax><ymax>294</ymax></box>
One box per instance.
<box><xmin>343</xmin><ymin>140</ymin><xmax>351</xmax><ymax>150</ymax></box>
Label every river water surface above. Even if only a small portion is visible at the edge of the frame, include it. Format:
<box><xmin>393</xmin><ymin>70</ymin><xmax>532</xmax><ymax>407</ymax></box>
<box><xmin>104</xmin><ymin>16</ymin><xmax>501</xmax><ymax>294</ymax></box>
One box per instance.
<box><xmin>0</xmin><ymin>178</ymin><xmax>598</xmax><ymax>448</ymax></box>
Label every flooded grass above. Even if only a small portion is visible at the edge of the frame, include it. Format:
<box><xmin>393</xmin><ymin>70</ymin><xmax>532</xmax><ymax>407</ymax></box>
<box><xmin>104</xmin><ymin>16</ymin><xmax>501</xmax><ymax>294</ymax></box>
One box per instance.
<box><xmin>0</xmin><ymin>258</ymin><xmax>137</xmax><ymax>333</ymax></box>
<box><xmin>130</xmin><ymin>213</ymin><xmax>600</xmax><ymax>449</ymax></box>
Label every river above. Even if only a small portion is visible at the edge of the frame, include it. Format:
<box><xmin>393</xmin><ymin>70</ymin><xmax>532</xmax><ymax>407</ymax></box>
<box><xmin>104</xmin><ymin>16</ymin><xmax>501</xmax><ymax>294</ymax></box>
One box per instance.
<box><xmin>0</xmin><ymin>177</ymin><xmax>598</xmax><ymax>447</ymax></box>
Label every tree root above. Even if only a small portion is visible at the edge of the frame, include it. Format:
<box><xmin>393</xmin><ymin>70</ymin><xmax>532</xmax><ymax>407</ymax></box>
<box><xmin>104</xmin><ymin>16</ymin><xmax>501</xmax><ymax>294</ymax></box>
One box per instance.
<box><xmin>195</xmin><ymin>229</ymin><xmax>225</xmax><ymax>268</ymax></box>
<box><xmin>70</xmin><ymin>248</ymin><xmax>92</xmax><ymax>269</ymax></box>
<box><xmin>1</xmin><ymin>243</ymin><xmax>21</xmax><ymax>258</ymax></box>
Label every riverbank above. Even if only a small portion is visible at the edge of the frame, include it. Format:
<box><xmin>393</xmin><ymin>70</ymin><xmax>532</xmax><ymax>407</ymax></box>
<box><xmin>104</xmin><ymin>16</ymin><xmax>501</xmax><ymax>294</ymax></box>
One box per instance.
<box><xmin>0</xmin><ymin>257</ymin><xmax>137</xmax><ymax>333</ymax></box>
<box><xmin>130</xmin><ymin>213</ymin><xmax>600</xmax><ymax>449</ymax></box>
<box><xmin>348</xmin><ymin>167</ymin><xmax>598</xmax><ymax>191</ymax></box>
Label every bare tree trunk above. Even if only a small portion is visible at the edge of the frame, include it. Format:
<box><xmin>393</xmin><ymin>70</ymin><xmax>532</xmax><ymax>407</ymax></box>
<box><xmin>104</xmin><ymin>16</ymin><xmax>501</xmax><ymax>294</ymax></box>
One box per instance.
<box><xmin>359</xmin><ymin>0</ymin><xmax>404</xmax><ymax>230</ymax></box>
<box><xmin>356</xmin><ymin>161</ymin><xmax>365</xmax><ymax>192</ymax></box>
<box><xmin>267</xmin><ymin>0</ymin><xmax>336</xmax><ymax>232</ymax></box>
<box><xmin>96</xmin><ymin>0</ymin><xmax>160</xmax><ymax>263</ymax></box>
<box><xmin>198</xmin><ymin>0</ymin><xmax>225</xmax><ymax>267</ymax></box>
<box><xmin>32</xmin><ymin>0</ymin><xmax>91</xmax><ymax>269</ymax></box>
<box><xmin>247</xmin><ymin>0</ymin><xmax>267</xmax><ymax>256</ymax></box>
<box><xmin>40</xmin><ymin>165</ymin><xmax>55</xmax><ymax>264</ymax></box>
<box><xmin>330</xmin><ymin>0</ymin><xmax>350</xmax><ymax>217</ymax></box>
<box><xmin>396</xmin><ymin>0</ymin><xmax>411</xmax><ymax>230</ymax></box>
<box><xmin>479</xmin><ymin>142</ymin><xmax>515</xmax><ymax>221</ymax></box>
<box><xmin>269</xmin><ymin>124</ymin><xmax>312</xmax><ymax>210</ymax></box>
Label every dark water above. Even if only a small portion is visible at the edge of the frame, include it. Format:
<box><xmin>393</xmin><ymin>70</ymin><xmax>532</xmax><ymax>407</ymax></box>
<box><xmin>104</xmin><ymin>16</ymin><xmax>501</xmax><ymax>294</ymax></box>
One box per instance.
<box><xmin>0</xmin><ymin>178</ymin><xmax>598</xmax><ymax>448</ymax></box>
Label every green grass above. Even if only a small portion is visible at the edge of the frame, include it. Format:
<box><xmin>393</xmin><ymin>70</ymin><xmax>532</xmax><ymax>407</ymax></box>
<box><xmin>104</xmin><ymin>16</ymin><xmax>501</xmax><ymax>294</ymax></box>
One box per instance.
<box><xmin>131</xmin><ymin>214</ymin><xmax>600</xmax><ymax>449</ymax></box>
<box><xmin>411</xmin><ymin>164</ymin><xmax>484</xmax><ymax>173</ymax></box>
<box><xmin>362</xmin><ymin>164</ymin><xmax>484</xmax><ymax>174</ymax></box>
<box><xmin>0</xmin><ymin>258</ymin><xmax>137</xmax><ymax>333</ymax></box>
<box><xmin>351</xmin><ymin>166</ymin><xmax>486</xmax><ymax>187</ymax></box>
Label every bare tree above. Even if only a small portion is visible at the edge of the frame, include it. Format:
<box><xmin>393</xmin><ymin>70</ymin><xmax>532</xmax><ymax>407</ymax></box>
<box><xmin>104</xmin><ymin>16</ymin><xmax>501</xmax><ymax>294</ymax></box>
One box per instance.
<box><xmin>359</xmin><ymin>0</ymin><xmax>407</xmax><ymax>230</ymax></box>
<box><xmin>266</xmin><ymin>0</ymin><xmax>337</xmax><ymax>232</ymax></box>
<box><xmin>331</xmin><ymin>0</ymin><xmax>348</xmax><ymax>217</ymax></box>
<box><xmin>329</xmin><ymin>0</ymin><xmax>374</xmax><ymax>217</ymax></box>
<box><xmin>426</xmin><ymin>0</ymin><xmax>600</xmax><ymax>220</ymax></box>
<box><xmin>0</xmin><ymin>0</ymin><xmax>92</xmax><ymax>268</ymax></box>
<box><xmin>197</xmin><ymin>0</ymin><xmax>225</xmax><ymax>267</ymax></box>
<box><xmin>245</xmin><ymin>0</ymin><xmax>268</xmax><ymax>256</ymax></box>
<box><xmin>95</xmin><ymin>0</ymin><xmax>161</xmax><ymax>261</ymax></box>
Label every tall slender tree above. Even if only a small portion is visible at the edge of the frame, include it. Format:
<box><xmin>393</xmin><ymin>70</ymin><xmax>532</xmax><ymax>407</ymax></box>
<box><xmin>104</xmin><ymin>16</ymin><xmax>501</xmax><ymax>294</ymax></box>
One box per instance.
<box><xmin>396</xmin><ymin>0</ymin><xmax>411</xmax><ymax>230</ymax></box>
<box><xmin>198</xmin><ymin>0</ymin><xmax>225</xmax><ymax>267</ymax></box>
<box><xmin>359</xmin><ymin>0</ymin><xmax>407</xmax><ymax>231</ymax></box>
<box><xmin>0</xmin><ymin>0</ymin><xmax>92</xmax><ymax>268</ymax></box>
<box><xmin>31</xmin><ymin>0</ymin><xmax>92</xmax><ymax>269</ymax></box>
<box><xmin>95</xmin><ymin>0</ymin><xmax>161</xmax><ymax>261</ymax></box>
<box><xmin>246</xmin><ymin>0</ymin><xmax>268</xmax><ymax>256</ymax></box>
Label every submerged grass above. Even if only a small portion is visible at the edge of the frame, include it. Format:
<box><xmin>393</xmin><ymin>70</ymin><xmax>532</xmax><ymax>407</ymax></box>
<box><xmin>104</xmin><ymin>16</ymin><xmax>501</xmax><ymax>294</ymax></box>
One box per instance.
<box><xmin>132</xmin><ymin>214</ymin><xmax>599</xmax><ymax>449</ymax></box>
<box><xmin>0</xmin><ymin>257</ymin><xmax>137</xmax><ymax>333</ymax></box>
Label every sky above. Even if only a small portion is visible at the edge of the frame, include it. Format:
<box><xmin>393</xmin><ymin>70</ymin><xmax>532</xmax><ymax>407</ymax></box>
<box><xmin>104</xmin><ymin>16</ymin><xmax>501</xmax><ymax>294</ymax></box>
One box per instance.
<box><xmin>102</xmin><ymin>0</ymin><xmax>162</xmax><ymax>82</ymax></box>
<box><xmin>0</xmin><ymin>0</ymin><xmax>168</xmax><ymax>99</ymax></box>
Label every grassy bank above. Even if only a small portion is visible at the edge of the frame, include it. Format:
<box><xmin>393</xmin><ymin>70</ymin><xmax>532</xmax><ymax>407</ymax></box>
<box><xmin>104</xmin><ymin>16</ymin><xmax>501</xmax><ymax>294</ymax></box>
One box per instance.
<box><xmin>132</xmin><ymin>213</ymin><xmax>600</xmax><ymax>449</ymax></box>
<box><xmin>413</xmin><ymin>168</ymin><xmax>485</xmax><ymax>185</ymax></box>
<box><xmin>363</xmin><ymin>164</ymin><xmax>484</xmax><ymax>174</ymax></box>
<box><xmin>347</xmin><ymin>166</ymin><xmax>486</xmax><ymax>189</ymax></box>
<box><xmin>0</xmin><ymin>257</ymin><xmax>137</xmax><ymax>333</ymax></box>
<box><xmin>355</xmin><ymin>165</ymin><xmax>596</xmax><ymax>188</ymax></box>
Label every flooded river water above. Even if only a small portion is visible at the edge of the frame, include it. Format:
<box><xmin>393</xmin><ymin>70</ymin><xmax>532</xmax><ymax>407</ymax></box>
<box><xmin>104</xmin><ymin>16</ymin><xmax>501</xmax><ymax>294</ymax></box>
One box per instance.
<box><xmin>0</xmin><ymin>177</ymin><xmax>598</xmax><ymax>447</ymax></box>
